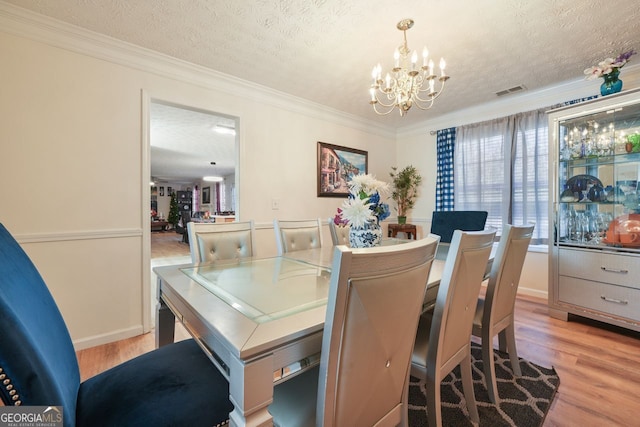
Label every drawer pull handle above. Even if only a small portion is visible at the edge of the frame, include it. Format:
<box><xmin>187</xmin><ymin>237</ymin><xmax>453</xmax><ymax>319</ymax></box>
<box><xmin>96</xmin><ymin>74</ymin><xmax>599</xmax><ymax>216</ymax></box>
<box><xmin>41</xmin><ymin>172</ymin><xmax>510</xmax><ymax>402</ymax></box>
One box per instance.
<box><xmin>600</xmin><ymin>266</ymin><xmax>628</xmax><ymax>274</ymax></box>
<box><xmin>600</xmin><ymin>295</ymin><xmax>628</xmax><ymax>305</ymax></box>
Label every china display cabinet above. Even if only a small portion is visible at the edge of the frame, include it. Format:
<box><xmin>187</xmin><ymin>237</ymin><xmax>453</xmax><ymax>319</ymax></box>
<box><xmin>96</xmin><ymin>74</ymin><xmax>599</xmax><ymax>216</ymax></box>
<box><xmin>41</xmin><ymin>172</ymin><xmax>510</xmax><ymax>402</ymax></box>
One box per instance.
<box><xmin>548</xmin><ymin>88</ymin><xmax>640</xmax><ymax>332</ymax></box>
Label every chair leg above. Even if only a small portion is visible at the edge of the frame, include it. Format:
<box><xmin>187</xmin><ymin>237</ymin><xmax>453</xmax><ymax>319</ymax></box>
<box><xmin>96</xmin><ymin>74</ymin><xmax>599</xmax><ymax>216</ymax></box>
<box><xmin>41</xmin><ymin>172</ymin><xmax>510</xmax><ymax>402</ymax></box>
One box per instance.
<box><xmin>498</xmin><ymin>329</ymin><xmax>507</xmax><ymax>353</ymax></box>
<box><xmin>461</xmin><ymin>353</ymin><xmax>479</xmax><ymax>423</ymax></box>
<box><xmin>503</xmin><ymin>324</ymin><xmax>522</xmax><ymax>376</ymax></box>
<box><xmin>401</xmin><ymin>378</ymin><xmax>409</xmax><ymax>427</ymax></box>
<box><xmin>482</xmin><ymin>333</ymin><xmax>499</xmax><ymax>404</ymax></box>
<box><xmin>426</xmin><ymin>376</ymin><xmax>442</xmax><ymax>427</ymax></box>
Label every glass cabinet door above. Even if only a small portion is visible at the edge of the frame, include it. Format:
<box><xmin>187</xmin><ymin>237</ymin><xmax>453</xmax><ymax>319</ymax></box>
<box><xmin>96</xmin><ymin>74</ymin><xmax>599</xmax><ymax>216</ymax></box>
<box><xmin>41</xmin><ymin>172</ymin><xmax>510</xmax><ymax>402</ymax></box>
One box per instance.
<box><xmin>554</xmin><ymin>99</ymin><xmax>640</xmax><ymax>251</ymax></box>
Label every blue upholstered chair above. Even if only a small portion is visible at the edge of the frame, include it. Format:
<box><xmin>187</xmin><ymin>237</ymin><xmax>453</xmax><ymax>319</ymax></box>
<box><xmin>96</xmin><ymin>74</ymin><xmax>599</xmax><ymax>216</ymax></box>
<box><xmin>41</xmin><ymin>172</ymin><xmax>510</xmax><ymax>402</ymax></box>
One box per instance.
<box><xmin>430</xmin><ymin>210</ymin><xmax>488</xmax><ymax>243</ymax></box>
<box><xmin>0</xmin><ymin>224</ymin><xmax>232</xmax><ymax>427</ymax></box>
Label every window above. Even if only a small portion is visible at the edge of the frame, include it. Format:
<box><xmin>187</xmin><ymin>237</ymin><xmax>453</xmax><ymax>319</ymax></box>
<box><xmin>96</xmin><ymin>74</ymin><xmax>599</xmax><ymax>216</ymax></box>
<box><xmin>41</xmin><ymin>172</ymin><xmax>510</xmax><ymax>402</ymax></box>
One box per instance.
<box><xmin>454</xmin><ymin>110</ymin><xmax>549</xmax><ymax>244</ymax></box>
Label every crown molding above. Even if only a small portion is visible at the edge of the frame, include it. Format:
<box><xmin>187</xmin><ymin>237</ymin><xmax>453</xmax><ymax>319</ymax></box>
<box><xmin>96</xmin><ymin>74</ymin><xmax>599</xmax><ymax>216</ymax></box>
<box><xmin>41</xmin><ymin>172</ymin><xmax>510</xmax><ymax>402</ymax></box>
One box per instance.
<box><xmin>0</xmin><ymin>1</ymin><xmax>396</xmax><ymax>139</ymax></box>
<box><xmin>397</xmin><ymin>63</ymin><xmax>640</xmax><ymax>139</ymax></box>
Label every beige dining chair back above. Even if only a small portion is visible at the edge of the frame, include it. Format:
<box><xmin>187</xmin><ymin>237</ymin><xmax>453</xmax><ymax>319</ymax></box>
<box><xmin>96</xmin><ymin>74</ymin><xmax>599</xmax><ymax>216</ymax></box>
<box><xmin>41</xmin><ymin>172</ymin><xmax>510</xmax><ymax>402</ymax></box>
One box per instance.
<box><xmin>472</xmin><ymin>223</ymin><xmax>534</xmax><ymax>403</ymax></box>
<box><xmin>269</xmin><ymin>236</ymin><xmax>440</xmax><ymax>427</ymax></box>
<box><xmin>411</xmin><ymin>229</ymin><xmax>496</xmax><ymax>427</ymax></box>
<box><xmin>327</xmin><ymin>219</ymin><xmax>350</xmax><ymax>246</ymax></box>
<box><xmin>187</xmin><ymin>220</ymin><xmax>256</xmax><ymax>263</ymax></box>
<box><xmin>274</xmin><ymin>218</ymin><xmax>323</xmax><ymax>255</ymax></box>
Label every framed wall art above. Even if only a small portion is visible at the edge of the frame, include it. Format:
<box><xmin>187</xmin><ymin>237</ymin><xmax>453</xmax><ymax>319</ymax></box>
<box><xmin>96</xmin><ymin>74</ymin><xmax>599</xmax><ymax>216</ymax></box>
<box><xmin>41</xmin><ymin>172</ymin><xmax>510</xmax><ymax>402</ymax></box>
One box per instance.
<box><xmin>317</xmin><ymin>142</ymin><xmax>368</xmax><ymax>197</ymax></box>
<box><xmin>202</xmin><ymin>186</ymin><xmax>211</xmax><ymax>204</ymax></box>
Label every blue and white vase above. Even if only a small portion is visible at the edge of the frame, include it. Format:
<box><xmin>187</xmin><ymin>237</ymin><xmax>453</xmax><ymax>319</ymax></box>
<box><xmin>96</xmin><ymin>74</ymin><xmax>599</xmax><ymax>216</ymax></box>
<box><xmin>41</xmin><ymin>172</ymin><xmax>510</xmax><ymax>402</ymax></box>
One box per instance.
<box><xmin>349</xmin><ymin>222</ymin><xmax>382</xmax><ymax>248</ymax></box>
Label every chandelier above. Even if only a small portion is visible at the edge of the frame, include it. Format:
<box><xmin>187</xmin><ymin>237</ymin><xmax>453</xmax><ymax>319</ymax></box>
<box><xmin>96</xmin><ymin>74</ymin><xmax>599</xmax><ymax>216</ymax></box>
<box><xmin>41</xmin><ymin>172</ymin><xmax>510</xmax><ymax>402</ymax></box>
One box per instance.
<box><xmin>369</xmin><ymin>19</ymin><xmax>449</xmax><ymax>116</ymax></box>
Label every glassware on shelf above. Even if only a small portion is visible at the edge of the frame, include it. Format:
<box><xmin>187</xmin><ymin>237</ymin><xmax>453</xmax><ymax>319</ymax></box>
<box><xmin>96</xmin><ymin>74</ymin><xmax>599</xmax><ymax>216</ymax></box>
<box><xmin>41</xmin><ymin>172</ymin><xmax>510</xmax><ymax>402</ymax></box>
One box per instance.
<box><xmin>563</xmin><ymin>120</ymin><xmax>617</xmax><ymax>159</ymax></box>
<box><xmin>564</xmin><ymin>208</ymin><xmax>577</xmax><ymax>242</ymax></box>
<box><xmin>593</xmin><ymin>212</ymin><xmax>613</xmax><ymax>245</ymax></box>
<box><xmin>578</xmin><ymin>211</ymin><xmax>592</xmax><ymax>243</ymax></box>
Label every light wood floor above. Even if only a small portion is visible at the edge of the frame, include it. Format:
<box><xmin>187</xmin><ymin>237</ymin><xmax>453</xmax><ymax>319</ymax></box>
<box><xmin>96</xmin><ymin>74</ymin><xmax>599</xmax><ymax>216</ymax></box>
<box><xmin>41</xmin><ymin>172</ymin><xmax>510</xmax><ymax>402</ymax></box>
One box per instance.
<box><xmin>151</xmin><ymin>229</ymin><xmax>190</xmax><ymax>259</ymax></box>
<box><xmin>86</xmin><ymin>234</ymin><xmax>640</xmax><ymax>425</ymax></box>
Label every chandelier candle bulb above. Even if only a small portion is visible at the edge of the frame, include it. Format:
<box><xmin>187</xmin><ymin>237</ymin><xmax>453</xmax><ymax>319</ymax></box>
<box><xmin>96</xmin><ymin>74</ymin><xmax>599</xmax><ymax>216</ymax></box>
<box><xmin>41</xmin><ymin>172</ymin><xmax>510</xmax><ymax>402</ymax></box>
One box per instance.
<box><xmin>423</xmin><ymin>47</ymin><xmax>428</xmax><ymax>66</ymax></box>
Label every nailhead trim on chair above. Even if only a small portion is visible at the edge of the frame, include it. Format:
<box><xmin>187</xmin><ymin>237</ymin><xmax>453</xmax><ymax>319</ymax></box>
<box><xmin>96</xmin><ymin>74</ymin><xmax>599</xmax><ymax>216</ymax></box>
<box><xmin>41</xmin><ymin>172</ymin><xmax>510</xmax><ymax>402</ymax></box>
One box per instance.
<box><xmin>0</xmin><ymin>367</ymin><xmax>21</xmax><ymax>406</ymax></box>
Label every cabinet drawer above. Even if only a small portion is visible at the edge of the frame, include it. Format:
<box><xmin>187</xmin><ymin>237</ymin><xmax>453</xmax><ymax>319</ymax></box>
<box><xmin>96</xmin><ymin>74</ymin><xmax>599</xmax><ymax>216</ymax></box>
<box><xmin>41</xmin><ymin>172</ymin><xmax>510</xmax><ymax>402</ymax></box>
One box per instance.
<box><xmin>558</xmin><ymin>276</ymin><xmax>640</xmax><ymax>322</ymax></box>
<box><xmin>558</xmin><ymin>248</ymin><xmax>640</xmax><ymax>289</ymax></box>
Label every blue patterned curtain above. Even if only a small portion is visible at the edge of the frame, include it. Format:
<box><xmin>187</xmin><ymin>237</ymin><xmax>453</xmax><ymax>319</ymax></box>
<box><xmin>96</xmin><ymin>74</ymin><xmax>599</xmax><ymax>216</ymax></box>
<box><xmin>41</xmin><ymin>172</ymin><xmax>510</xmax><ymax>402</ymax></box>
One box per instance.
<box><xmin>435</xmin><ymin>128</ymin><xmax>456</xmax><ymax>211</ymax></box>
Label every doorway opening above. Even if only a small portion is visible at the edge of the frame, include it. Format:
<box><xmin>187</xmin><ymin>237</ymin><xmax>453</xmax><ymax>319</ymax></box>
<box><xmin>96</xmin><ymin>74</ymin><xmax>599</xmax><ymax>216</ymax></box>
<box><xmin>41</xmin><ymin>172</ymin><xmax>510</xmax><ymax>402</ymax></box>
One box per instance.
<box><xmin>147</xmin><ymin>98</ymin><xmax>239</xmax><ymax>326</ymax></box>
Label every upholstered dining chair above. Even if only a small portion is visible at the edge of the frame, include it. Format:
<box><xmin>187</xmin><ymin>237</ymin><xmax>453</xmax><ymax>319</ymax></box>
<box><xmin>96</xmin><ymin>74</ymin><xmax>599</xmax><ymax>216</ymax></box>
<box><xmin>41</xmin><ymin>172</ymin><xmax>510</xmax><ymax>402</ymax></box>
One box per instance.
<box><xmin>187</xmin><ymin>220</ymin><xmax>256</xmax><ymax>263</ymax></box>
<box><xmin>472</xmin><ymin>223</ymin><xmax>534</xmax><ymax>403</ymax></box>
<box><xmin>269</xmin><ymin>236</ymin><xmax>440</xmax><ymax>427</ymax></box>
<box><xmin>430</xmin><ymin>210</ymin><xmax>488</xmax><ymax>243</ymax></box>
<box><xmin>0</xmin><ymin>223</ymin><xmax>233</xmax><ymax>427</ymax></box>
<box><xmin>411</xmin><ymin>229</ymin><xmax>496</xmax><ymax>427</ymax></box>
<box><xmin>327</xmin><ymin>219</ymin><xmax>350</xmax><ymax>246</ymax></box>
<box><xmin>274</xmin><ymin>218</ymin><xmax>323</xmax><ymax>255</ymax></box>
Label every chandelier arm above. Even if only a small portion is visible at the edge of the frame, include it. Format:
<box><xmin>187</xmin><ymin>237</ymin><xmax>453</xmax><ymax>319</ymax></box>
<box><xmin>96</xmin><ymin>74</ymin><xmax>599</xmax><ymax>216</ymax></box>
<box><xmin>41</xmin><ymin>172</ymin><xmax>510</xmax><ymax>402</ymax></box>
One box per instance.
<box><xmin>373</xmin><ymin>92</ymin><xmax>398</xmax><ymax>108</ymax></box>
<box><xmin>414</xmin><ymin>79</ymin><xmax>447</xmax><ymax>102</ymax></box>
<box><xmin>371</xmin><ymin>102</ymin><xmax>397</xmax><ymax>116</ymax></box>
<box><xmin>412</xmin><ymin>98</ymin><xmax>436</xmax><ymax>111</ymax></box>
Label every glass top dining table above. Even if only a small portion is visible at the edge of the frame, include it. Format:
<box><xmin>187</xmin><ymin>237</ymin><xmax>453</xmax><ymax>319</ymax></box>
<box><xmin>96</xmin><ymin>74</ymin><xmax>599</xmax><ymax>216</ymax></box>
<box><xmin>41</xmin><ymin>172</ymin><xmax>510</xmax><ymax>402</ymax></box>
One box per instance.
<box><xmin>154</xmin><ymin>240</ymin><xmax>493</xmax><ymax>427</ymax></box>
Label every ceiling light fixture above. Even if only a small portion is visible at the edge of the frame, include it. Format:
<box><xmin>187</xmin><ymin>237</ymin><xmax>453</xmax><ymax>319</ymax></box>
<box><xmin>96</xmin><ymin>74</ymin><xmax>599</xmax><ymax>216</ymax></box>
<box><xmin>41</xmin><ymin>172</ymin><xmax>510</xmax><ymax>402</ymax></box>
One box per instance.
<box><xmin>369</xmin><ymin>19</ymin><xmax>449</xmax><ymax>116</ymax></box>
<box><xmin>203</xmin><ymin>161</ymin><xmax>224</xmax><ymax>182</ymax></box>
<box><xmin>214</xmin><ymin>125</ymin><xmax>236</xmax><ymax>136</ymax></box>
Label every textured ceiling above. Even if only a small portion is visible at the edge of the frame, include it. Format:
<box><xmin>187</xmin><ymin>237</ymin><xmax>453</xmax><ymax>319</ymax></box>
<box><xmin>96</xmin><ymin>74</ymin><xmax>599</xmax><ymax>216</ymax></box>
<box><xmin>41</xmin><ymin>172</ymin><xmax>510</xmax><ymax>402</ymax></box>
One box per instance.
<box><xmin>150</xmin><ymin>102</ymin><xmax>236</xmax><ymax>184</ymax></box>
<box><xmin>4</xmin><ymin>0</ymin><xmax>640</xmax><ymax>180</ymax></box>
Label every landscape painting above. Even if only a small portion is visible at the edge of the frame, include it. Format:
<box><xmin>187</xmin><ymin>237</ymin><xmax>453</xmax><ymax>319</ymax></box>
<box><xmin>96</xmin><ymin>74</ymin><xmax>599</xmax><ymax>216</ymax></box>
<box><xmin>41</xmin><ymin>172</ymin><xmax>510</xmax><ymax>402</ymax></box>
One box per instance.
<box><xmin>317</xmin><ymin>142</ymin><xmax>368</xmax><ymax>197</ymax></box>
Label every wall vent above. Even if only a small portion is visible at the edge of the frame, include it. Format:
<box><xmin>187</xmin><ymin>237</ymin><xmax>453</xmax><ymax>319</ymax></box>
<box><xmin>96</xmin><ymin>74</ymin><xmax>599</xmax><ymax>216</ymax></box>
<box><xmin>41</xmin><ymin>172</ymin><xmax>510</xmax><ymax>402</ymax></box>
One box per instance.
<box><xmin>496</xmin><ymin>85</ymin><xmax>527</xmax><ymax>97</ymax></box>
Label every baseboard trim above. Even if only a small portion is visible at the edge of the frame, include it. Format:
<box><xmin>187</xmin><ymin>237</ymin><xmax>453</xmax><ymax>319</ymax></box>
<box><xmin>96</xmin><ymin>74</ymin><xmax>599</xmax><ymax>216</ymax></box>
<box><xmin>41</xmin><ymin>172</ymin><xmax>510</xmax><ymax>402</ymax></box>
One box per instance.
<box><xmin>517</xmin><ymin>287</ymin><xmax>548</xmax><ymax>300</ymax></box>
<box><xmin>73</xmin><ymin>325</ymin><xmax>144</xmax><ymax>351</ymax></box>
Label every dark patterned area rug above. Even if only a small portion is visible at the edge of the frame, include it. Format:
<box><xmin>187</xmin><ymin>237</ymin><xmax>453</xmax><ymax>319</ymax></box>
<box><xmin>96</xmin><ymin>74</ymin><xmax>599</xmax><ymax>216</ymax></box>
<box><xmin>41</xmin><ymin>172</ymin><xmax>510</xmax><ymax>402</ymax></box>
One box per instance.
<box><xmin>408</xmin><ymin>343</ymin><xmax>559</xmax><ymax>427</ymax></box>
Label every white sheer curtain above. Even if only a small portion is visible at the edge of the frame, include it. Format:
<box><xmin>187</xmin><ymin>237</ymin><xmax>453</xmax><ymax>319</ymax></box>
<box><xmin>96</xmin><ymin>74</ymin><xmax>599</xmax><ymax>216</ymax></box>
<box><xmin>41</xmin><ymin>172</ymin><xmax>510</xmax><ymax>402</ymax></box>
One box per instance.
<box><xmin>454</xmin><ymin>108</ymin><xmax>548</xmax><ymax>244</ymax></box>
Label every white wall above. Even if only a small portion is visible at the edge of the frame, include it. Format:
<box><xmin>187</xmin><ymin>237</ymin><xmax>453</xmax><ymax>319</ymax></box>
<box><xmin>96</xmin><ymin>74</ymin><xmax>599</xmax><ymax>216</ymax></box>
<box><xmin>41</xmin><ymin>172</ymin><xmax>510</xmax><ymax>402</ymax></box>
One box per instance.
<box><xmin>0</xmin><ymin>7</ymin><xmax>396</xmax><ymax>349</ymax></box>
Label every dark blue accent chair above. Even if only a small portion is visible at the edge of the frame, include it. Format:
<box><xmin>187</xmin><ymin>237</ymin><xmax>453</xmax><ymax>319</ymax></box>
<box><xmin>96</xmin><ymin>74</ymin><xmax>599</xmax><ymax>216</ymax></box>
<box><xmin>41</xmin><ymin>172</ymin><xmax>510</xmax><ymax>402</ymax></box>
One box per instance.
<box><xmin>430</xmin><ymin>211</ymin><xmax>489</xmax><ymax>243</ymax></box>
<box><xmin>0</xmin><ymin>224</ymin><xmax>232</xmax><ymax>427</ymax></box>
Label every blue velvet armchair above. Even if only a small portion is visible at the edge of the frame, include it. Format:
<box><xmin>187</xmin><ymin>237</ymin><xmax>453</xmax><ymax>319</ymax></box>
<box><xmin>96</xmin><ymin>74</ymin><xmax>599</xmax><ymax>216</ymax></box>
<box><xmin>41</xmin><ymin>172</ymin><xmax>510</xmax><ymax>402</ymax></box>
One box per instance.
<box><xmin>430</xmin><ymin>210</ymin><xmax>489</xmax><ymax>243</ymax></box>
<box><xmin>0</xmin><ymin>224</ymin><xmax>232</xmax><ymax>427</ymax></box>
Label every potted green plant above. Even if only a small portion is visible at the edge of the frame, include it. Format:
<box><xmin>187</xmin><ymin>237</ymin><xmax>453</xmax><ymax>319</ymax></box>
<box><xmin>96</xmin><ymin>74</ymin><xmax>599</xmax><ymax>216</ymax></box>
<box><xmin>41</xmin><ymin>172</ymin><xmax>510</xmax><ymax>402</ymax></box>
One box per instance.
<box><xmin>390</xmin><ymin>165</ymin><xmax>422</xmax><ymax>225</ymax></box>
<box><xmin>626</xmin><ymin>133</ymin><xmax>640</xmax><ymax>153</ymax></box>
